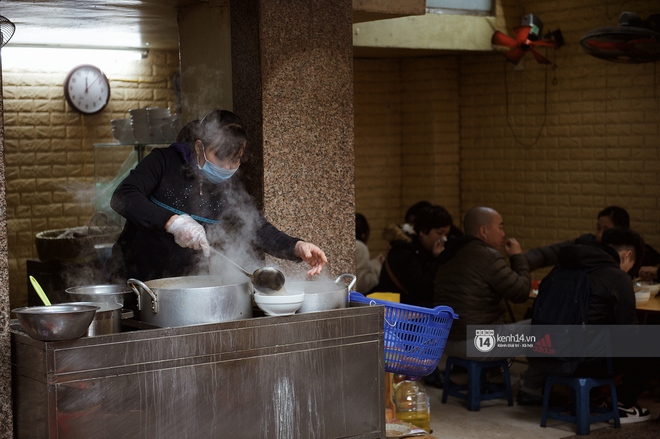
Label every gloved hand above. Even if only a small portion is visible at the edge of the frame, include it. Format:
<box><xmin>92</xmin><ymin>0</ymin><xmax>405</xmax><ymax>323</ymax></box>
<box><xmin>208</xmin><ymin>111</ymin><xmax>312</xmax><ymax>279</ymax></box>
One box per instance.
<box><xmin>165</xmin><ymin>214</ymin><xmax>211</xmax><ymax>257</ymax></box>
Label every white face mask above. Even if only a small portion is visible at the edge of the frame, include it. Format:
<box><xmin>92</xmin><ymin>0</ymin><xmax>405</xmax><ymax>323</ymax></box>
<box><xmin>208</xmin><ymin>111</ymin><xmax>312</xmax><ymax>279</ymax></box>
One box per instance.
<box><xmin>198</xmin><ymin>149</ymin><xmax>239</xmax><ymax>184</ymax></box>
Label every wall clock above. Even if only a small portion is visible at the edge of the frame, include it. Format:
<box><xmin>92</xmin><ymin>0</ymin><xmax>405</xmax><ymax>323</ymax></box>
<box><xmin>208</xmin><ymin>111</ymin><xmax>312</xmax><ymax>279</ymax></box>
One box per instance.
<box><xmin>63</xmin><ymin>64</ymin><xmax>111</xmax><ymax>115</ymax></box>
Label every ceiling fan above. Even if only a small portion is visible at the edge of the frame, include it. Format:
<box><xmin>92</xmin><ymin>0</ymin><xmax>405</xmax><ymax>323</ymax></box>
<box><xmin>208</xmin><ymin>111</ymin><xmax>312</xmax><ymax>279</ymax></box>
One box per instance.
<box><xmin>492</xmin><ymin>14</ymin><xmax>562</xmax><ymax>65</ymax></box>
<box><xmin>580</xmin><ymin>12</ymin><xmax>660</xmax><ymax>63</ymax></box>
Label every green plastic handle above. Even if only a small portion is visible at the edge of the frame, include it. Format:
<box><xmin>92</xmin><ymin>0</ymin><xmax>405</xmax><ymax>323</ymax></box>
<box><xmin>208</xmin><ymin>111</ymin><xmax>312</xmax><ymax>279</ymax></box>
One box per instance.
<box><xmin>29</xmin><ymin>275</ymin><xmax>51</xmax><ymax>306</ymax></box>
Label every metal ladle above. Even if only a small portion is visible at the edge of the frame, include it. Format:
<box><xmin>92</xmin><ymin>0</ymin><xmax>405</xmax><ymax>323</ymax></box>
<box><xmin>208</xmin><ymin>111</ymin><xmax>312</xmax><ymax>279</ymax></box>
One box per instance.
<box><xmin>209</xmin><ymin>247</ymin><xmax>285</xmax><ymax>294</ymax></box>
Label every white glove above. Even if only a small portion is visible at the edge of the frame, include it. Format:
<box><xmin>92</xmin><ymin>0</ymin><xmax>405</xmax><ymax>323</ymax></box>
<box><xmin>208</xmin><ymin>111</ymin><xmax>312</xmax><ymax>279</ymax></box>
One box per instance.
<box><xmin>165</xmin><ymin>214</ymin><xmax>211</xmax><ymax>257</ymax></box>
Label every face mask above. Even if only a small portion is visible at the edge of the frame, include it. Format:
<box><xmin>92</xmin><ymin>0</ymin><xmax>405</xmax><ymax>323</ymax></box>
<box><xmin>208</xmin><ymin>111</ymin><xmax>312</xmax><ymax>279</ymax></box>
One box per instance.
<box><xmin>198</xmin><ymin>148</ymin><xmax>239</xmax><ymax>184</ymax></box>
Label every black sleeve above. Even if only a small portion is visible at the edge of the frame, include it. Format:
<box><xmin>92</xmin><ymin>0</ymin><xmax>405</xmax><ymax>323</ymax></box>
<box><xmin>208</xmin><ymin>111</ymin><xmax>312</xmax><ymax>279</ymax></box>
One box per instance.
<box><xmin>223</xmin><ymin>179</ymin><xmax>302</xmax><ymax>261</ymax></box>
<box><xmin>110</xmin><ymin>149</ymin><xmax>174</xmax><ymax>231</ymax></box>
<box><xmin>255</xmin><ymin>220</ymin><xmax>301</xmax><ymax>261</ymax></box>
<box><xmin>525</xmin><ymin>234</ymin><xmax>595</xmax><ymax>271</ymax></box>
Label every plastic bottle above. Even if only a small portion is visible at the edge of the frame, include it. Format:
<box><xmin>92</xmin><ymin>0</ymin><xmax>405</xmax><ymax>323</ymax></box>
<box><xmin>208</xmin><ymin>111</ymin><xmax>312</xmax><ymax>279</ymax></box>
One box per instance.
<box><xmin>393</xmin><ymin>376</ymin><xmax>431</xmax><ymax>432</ymax></box>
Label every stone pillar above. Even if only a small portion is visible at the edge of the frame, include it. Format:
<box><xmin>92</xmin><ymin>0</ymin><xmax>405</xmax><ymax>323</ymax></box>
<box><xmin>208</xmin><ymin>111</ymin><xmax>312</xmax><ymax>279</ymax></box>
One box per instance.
<box><xmin>0</xmin><ymin>56</ymin><xmax>13</xmax><ymax>437</ymax></box>
<box><xmin>230</xmin><ymin>0</ymin><xmax>355</xmax><ymax>278</ymax></box>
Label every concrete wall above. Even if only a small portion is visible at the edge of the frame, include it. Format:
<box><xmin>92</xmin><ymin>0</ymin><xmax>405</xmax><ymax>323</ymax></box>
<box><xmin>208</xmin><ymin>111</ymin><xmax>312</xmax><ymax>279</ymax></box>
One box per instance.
<box><xmin>3</xmin><ymin>49</ymin><xmax>179</xmax><ymax>308</ymax></box>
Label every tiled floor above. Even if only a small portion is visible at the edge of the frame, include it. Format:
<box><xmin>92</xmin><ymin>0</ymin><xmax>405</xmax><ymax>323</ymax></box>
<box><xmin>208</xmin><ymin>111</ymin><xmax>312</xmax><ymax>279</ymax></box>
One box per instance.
<box><xmin>427</xmin><ymin>359</ymin><xmax>660</xmax><ymax>439</ymax></box>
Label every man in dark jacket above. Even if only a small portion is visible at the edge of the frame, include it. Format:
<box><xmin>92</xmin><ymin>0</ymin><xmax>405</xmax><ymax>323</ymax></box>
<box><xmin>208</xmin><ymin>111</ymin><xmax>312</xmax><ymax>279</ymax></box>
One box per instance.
<box><xmin>525</xmin><ymin>206</ymin><xmax>660</xmax><ymax>276</ymax></box>
<box><xmin>434</xmin><ymin>206</ymin><xmax>531</xmax><ymax>357</ymax></box>
<box><xmin>522</xmin><ymin>228</ymin><xmax>652</xmax><ymax>423</ymax></box>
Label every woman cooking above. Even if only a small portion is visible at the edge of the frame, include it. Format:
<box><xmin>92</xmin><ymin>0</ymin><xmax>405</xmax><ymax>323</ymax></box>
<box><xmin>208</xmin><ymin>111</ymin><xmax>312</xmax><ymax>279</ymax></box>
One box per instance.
<box><xmin>107</xmin><ymin>109</ymin><xmax>327</xmax><ymax>282</ymax></box>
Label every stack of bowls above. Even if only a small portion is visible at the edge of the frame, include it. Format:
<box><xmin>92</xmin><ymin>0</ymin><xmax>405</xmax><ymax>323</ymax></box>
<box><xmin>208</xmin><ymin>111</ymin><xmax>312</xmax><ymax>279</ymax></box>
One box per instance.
<box><xmin>111</xmin><ymin>118</ymin><xmax>135</xmax><ymax>144</ymax></box>
<box><xmin>147</xmin><ymin>107</ymin><xmax>171</xmax><ymax>143</ymax></box>
<box><xmin>129</xmin><ymin>108</ymin><xmax>151</xmax><ymax>143</ymax></box>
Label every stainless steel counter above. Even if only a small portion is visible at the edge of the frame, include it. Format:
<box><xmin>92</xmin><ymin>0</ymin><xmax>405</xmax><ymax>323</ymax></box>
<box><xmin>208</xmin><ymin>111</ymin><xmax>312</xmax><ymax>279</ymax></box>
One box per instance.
<box><xmin>11</xmin><ymin>306</ymin><xmax>385</xmax><ymax>439</ymax></box>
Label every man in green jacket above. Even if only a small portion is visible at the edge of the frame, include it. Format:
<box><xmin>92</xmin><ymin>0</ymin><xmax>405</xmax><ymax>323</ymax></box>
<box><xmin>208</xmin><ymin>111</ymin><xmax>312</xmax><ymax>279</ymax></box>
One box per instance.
<box><xmin>434</xmin><ymin>206</ymin><xmax>531</xmax><ymax>358</ymax></box>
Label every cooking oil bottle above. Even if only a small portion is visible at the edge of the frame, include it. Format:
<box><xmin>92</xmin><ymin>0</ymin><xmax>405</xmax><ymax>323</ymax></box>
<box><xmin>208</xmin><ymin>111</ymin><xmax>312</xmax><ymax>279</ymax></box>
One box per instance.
<box><xmin>393</xmin><ymin>376</ymin><xmax>430</xmax><ymax>432</ymax></box>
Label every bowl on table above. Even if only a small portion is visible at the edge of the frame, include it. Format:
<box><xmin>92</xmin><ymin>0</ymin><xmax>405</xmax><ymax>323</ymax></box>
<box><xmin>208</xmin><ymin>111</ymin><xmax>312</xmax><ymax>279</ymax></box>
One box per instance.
<box><xmin>12</xmin><ymin>304</ymin><xmax>99</xmax><ymax>341</ymax></box>
<box><xmin>634</xmin><ymin>281</ymin><xmax>660</xmax><ymax>298</ymax></box>
<box><xmin>253</xmin><ymin>292</ymin><xmax>304</xmax><ymax>316</ymax></box>
<box><xmin>635</xmin><ymin>290</ymin><xmax>651</xmax><ymax>305</ymax></box>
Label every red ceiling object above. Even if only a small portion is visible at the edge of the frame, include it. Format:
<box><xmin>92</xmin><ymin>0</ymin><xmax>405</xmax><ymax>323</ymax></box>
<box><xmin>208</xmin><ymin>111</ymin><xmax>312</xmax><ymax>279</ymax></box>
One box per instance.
<box><xmin>580</xmin><ymin>12</ymin><xmax>660</xmax><ymax>63</ymax></box>
<box><xmin>492</xmin><ymin>25</ymin><xmax>559</xmax><ymax>65</ymax></box>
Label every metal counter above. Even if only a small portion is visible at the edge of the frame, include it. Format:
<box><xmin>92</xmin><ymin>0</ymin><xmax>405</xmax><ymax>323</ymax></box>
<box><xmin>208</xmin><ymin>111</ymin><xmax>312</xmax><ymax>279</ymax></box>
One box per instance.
<box><xmin>11</xmin><ymin>306</ymin><xmax>385</xmax><ymax>439</ymax></box>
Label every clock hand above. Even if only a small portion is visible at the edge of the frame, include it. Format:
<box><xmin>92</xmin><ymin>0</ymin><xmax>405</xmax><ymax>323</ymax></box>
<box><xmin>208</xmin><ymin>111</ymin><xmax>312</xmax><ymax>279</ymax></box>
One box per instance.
<box><xmin>85</xmin><ymin>77</ymin><xmax>89</xmax><ymax>93</ymax></box>
<box><xmin>88</xmin><ymin>76</ymin><xmax>101</xmax><ymax>89</ymax></box>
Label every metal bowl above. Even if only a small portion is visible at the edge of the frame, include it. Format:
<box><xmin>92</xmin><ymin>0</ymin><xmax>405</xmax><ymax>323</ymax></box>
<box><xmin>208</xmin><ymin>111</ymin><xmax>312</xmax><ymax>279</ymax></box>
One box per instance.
<box><xmin>65</xmin><ymin>284</ymin><xmax>137</xmax><ymax>313</ymax></box>
<box><xmin>12</xmin><ymin>304</ymin><xmax>99</xmax><ymax>341</ymax></box>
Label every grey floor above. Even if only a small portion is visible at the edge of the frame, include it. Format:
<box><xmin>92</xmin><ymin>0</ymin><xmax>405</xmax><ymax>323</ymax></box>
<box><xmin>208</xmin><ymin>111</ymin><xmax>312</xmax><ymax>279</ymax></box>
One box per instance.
<box><xmin>427</xmin><ymin>359</ymin><xmax>660</xmax><ymax>439</ymax></box>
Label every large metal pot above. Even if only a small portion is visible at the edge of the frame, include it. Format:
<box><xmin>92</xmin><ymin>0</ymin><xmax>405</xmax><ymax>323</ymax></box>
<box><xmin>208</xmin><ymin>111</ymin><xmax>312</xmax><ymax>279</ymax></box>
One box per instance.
<box><xmin>67</xmin><ymin>301</ymin><xmax>124</xmax><ymax>336</ymax></box>
<box><xmin>127</xmin><ymin>275</ymin><xmax>253</xmax><ymax>328</ymax></box>
<box><xmin>66</xmin><ymin>284</ymin><xmax>138</xmax><ymax>314</ymax></box>
<box><xmin>290</xmin><ymin>274</ymin><xmax>356</xmax><ymax>314</ymax></box>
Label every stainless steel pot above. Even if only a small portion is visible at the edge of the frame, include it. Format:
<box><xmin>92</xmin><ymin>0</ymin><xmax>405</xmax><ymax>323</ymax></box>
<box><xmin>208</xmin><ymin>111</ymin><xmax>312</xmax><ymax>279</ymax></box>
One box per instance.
<box><xmin>127</xmin><ymin>275</ymin><xmax>253</xmax><ymax>328</ymax></box>
<box><xmin>66</xmin><ymin>284</ymin><xmax>138</xmax><ymax>314</ymax></box>
<box><xmin>290</xmin><ymin>274</ymin><xmax>357</xmax><ymax>314</ymax></box>
<box><xmin>66</xmin><ymin>301</ymin><xmax>124</xmax><ymax>336</ymax></box>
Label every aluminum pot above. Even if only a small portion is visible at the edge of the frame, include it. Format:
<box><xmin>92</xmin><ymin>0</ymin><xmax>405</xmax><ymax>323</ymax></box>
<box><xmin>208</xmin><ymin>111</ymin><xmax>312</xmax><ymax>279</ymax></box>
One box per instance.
<box><xmin>65</xmin><ymin>284</ymin><xmax>138</xmax><ymax>314</ymax></box>
<box><xmin>66</xmin><ymin>301</ymin><xmax>125</xmax><ymax>336</ymax></box>
<box><xmin>290</xmin><ymin>274</ymin><xmax>357</xmax><ymax>314</ymax></box>
<box><xmin>127</xmin><ymin>275</ymin><xmax>253</xmax><ymax>328</ymax></box>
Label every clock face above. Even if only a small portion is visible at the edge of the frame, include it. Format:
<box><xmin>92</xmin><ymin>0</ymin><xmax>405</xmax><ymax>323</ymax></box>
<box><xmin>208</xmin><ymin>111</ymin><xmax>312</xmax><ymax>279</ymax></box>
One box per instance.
<box><xmin>64</xmin><ymin>64</ymin><xmax>110</xmax><ymax>115</ymax></box>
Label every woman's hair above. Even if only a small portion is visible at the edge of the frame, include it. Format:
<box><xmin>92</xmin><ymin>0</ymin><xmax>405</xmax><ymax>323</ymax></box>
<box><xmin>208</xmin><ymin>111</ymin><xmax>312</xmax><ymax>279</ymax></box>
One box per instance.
<box><xmin>598</xmin><ymin>206</ymin><xmax>630</xmax><ymax>228</ymax></box>
<box><xmin>405</xmin><ymin>201</ymin><xmax>432</xmax><ymax>224</ymax></box>
<box><xmin>414</xmin><ymin>205</ymin><xmax>453</xmax><ymax>235</ymax></box>
<box><xmin>176</xmin><ymin>119</ymin><xmax>199</xmax><ymax>144</ymax></box>
<box><xmin>356</xmin><ymin>213</ymin><xmax>370</xmax><ymax>242</ymax></box>
<box><xmin>196</xmin><ymin>110</ymin><xmax>248</xmax><ymax>161</ymax></box>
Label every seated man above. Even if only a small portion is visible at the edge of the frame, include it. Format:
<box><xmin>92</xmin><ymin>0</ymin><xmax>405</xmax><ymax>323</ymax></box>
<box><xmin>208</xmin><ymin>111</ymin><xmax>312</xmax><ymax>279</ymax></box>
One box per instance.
<box><xmin>525</xmin><ymin>228</ymin><xmax>652</xmax><ymax>423</ymax></box>
<box><xmin>433</xmin><ymin>206</ymin><xmax>531</xmax><ymax>358</ymax></box>
<box><xmin>525</xmin><ymin>206</ymin><xmax>660</xmax><ymax>276</ymax></box>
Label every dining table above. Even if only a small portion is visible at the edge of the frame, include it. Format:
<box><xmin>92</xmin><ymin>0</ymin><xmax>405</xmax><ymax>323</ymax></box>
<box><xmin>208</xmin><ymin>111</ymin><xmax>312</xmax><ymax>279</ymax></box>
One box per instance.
<box><xmin>636</xmin><ymin>294</ymin><xmax>660</xmax><ymax>324</ymax></box>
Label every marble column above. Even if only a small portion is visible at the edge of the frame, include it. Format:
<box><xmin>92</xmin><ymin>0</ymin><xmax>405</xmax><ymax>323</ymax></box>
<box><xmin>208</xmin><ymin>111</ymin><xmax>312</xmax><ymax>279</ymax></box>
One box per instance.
<box><xmin>230</xmin><ymin>0</ymin><xmax>355</xmax><ymax>278</ymax></box>
<box><xmin>0</xmin><ymin>58</ymin><xmax>13</xmax><ymax>437</ymax></box>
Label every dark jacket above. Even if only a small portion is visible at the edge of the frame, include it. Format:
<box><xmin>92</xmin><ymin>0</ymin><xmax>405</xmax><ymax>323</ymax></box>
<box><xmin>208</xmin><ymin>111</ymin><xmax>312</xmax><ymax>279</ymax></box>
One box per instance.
<box><xmin>529</xmin><ymin>243</ymin><xmax>637</xmax><ymax>376</ymax></box>
<box><xmin>526</xmin><ymin>233</ymin><xmax>660</xmax><ymax>277</ymax></box>
<box><xmin>433</xmin><ymin>236</ymin><xmax>531</xmax><ymax>341</ymax></box>
<box><xmin>525</xmin><ymin>233</ymin><xmax>596</xmax><ymax>272</ymax></box>
<box><xmin>107</xmin><ymin>144</ymin><xmax>301</xmax><ymax>282</ymax></box>
<box><xmin>372</xmin><ymin>235</ymin><xmax>440</xmax><ymax>307</ymax></box>
<box><xmin>553</xmin><ymin>243</ymin><xmax>637</xmax><ymax>325</ymax></box>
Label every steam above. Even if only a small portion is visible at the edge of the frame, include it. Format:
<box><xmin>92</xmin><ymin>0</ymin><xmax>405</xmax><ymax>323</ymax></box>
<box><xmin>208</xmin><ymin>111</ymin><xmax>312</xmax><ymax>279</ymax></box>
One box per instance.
<box><xmin>198</xmin><ymin>178</ymin><xmax>286</xmax><ymax>282</ymax></box>
<box><xmin>179</xmin><ymin>65</ymin><xmax>228</xmax><ymax>121</ymax></box>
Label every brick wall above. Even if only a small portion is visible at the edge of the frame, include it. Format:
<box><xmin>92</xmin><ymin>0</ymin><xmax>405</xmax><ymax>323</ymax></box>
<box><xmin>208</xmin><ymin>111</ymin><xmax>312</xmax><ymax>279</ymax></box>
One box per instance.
<box><xmin>355</xmin><ymin>0</ymin><xmax>660</xmax><ymax>274</ymax></box>
<box><xmin>3</xmin><ymin>49</ymin><xmax>179</xmax><ymax>308</ymax></box>
<box><xmin>460</xmin><ymin>0</ymin><xmax>660</xmax><ymax>271</ymax></box>
<box><xmin>354</xmin><ymin>59</ymin><xmax>403</xmax><ymax>257</ymax></box>
<box><xmin>354</xmin><ymin>57</ymin><xmax>462</xmax><ymax>258</ymax></box>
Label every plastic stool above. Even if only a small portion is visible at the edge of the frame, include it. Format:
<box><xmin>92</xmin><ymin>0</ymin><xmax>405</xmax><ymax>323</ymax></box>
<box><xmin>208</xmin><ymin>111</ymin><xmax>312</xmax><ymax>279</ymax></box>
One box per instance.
<box><xmin>441</xmin><ymin>357</ymin><xmax>513</xmax><ymax>411</ymax></box>
<box><xmin>540</xmin><ymin>375</ymin><xmax>620</xmax><ymax>436</ymax></box>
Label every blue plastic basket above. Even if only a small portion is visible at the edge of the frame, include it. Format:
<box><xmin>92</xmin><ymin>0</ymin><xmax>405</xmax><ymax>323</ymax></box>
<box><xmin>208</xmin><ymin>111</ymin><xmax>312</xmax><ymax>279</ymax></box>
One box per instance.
<box><xmin>349</xmin><ymin>292</ymin><xmax>458</xmax><ymax>377</ymax></box>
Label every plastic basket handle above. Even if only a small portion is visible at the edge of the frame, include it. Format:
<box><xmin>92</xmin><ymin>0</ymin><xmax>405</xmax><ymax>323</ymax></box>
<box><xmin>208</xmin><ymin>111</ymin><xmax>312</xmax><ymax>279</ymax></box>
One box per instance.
<box><xmin>431</xmin><ymin>305</ymin><xmax>458</xmax><ymax>319</ymax></box>
<box><xmin>349</xmin><ymin>292</ymin><xmax>458</xmax><ymax>319</ymax></box>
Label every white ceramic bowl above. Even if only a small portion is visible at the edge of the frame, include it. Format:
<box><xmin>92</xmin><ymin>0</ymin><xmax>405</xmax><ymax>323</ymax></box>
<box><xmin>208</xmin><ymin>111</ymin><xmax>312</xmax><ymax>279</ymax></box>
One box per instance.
<box><xmin>635</xmin><ymin>290</ymin><xmax>651</xmax><ymax>305</ymax></box>
<box><xmin>635</xmin><ymin>281</ymin><xmax>660</xmax><ymax>298</ymax></box>
<box><xmin>254</xmin><ymin>292</ymin><xmax>304</xmax><ymax>316</ymax></box>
